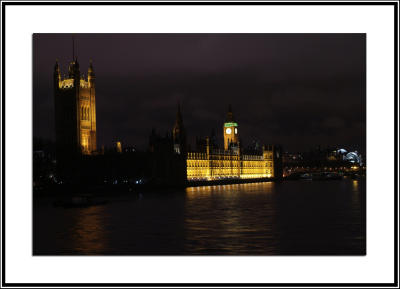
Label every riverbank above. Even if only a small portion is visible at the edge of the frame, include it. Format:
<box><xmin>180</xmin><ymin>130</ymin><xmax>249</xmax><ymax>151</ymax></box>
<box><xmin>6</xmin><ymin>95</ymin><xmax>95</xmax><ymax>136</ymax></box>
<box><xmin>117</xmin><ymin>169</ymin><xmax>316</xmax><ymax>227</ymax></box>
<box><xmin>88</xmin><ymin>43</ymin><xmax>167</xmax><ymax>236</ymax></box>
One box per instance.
<box><xmin>33</xmin><ymin>174</ymin><xmax>364</xmax><ymax>196</ymax></box>
<box><xmin>186</xmin><ymin>177</ymin><xmax>280</xmax><ymax>187</ymax></box>
<box><xmin>33</xmin><ymin>177</ymin><xmax>283</xmax><ymax>196</ymax></box>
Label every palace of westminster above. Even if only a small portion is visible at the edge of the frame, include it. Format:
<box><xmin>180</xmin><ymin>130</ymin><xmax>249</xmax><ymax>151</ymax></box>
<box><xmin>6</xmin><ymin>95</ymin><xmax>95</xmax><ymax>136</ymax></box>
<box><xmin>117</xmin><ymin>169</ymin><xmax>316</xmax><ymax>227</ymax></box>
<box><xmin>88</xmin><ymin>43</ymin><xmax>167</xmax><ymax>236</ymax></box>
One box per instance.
<box><xmin>53</xmin><ymin>58</ymin><xmax>282</xmax><ymax>183</ymax></box>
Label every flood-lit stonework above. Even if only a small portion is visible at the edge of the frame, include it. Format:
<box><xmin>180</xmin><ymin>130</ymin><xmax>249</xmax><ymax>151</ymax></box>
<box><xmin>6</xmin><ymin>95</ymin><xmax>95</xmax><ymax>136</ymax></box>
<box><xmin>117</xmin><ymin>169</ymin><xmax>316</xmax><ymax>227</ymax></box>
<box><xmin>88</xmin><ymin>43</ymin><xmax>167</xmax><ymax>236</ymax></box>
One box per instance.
<box><xmin>185</xmin><ymin>106</ymin><xmax>281</xmax><ymax>181</ymax></box>
<box><xmin>54</xmin><ymin>59</ymin><xmax>97</xmax><ymax>155</ymax></box>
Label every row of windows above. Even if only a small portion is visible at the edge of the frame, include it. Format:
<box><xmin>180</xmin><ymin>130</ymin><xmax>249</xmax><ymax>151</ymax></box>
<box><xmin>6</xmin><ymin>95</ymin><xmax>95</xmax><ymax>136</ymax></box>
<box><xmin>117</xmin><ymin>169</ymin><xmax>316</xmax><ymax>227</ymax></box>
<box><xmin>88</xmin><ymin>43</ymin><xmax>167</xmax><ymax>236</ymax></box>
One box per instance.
<box><xmin>187</xmin><ymin>168</ymin><xmax>267</xmax><ymax>172</ymax></box>
<box><xmin>81</xmin><ymin>106</ymin><xmax>90</xmax><ymax>121</ymax></box>
<box><xmin>187</xmin><ymin>173</ymin><xmax>268</xmax><ymax>179</ymax></box>
<box><xmin>188</xmin><ymin>155</ymin><xmax>269</xmax><ymax>161</ymax></box>
<box><xmin>188</xmin><ymin>161</ymin><xmax>273</xmax><ymax>168</ymax></box>
<box><xmin>188</xmin><ymin>164</ymin><xmax>240</xmax><ymax>168</ymax></box>
<box><xmin>187</xmin><ymin>156</ymin><xmax>241</xmax><ymax>161</ymax></box>
<box><xmin>209</xmin><ymin>156</ymin><xmax>240</xmax><ymax>160</ymax></box>
<box><xmin>241</xmin><ymin>170</ymin><xmax>267</xmax><ymax>174</ymax></box>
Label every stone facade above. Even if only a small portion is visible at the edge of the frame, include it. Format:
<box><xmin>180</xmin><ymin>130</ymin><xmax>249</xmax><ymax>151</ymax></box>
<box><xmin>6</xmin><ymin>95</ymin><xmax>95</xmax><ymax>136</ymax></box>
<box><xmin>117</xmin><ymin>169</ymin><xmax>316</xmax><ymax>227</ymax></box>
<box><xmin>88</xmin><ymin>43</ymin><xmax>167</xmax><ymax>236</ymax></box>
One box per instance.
<box><xmin>53</xmin><ymin>58</ymin><xmax>97</xmax><ymax>157</ymax></box>
<box><xmin>180</xmin><ymin>106</ymin><xmax>282</xmax><ymax>181</ymax></box>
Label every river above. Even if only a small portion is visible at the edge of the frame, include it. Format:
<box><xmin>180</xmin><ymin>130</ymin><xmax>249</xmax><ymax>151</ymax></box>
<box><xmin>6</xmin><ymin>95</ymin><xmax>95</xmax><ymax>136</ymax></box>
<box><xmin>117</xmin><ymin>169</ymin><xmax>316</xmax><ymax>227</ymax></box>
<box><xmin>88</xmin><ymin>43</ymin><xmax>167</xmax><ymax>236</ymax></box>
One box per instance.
<box><xmin>33</xmin><ymin>178</ymin><xmax>366</xmax><ymax>255</ymax></box>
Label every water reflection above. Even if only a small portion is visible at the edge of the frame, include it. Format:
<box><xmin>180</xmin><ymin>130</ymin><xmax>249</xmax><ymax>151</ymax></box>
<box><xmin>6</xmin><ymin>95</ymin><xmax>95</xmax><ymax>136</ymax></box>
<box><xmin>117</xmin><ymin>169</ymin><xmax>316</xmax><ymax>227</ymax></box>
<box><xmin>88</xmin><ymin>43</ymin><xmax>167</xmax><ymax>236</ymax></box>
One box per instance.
<box><xmin>34</xmin><ymin>180</ymin><xmax>366</xmax><ymax>255</ymax></box>
<box><xmin>184</xmin><ymin>182</ymin><xmax>279</xmax><ymax>254</ymax></box>
<box><xmin>70</xmin><ymin>205</ymin><xmax>109</xmax><ymax>255</ymax></box>
<box><xmin>352</xmin><ymin>180</ymin><xmax>358</xmax><ymax>190</ymax></box>
<box><xmin>351</xmin><ymin>180</ymin><xmax>361</xmax><ymax>208</ymax></box>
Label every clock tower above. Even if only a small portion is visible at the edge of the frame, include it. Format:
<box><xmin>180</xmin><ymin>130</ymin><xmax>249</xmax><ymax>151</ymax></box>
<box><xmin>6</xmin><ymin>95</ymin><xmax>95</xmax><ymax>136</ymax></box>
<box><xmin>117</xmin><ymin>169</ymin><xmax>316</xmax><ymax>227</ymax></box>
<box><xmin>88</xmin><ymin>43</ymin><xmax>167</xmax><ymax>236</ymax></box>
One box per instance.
<box><xmin>223</xmin><ymin>104</ymin><xmax>239</xmax><ymax>150</ymax></box>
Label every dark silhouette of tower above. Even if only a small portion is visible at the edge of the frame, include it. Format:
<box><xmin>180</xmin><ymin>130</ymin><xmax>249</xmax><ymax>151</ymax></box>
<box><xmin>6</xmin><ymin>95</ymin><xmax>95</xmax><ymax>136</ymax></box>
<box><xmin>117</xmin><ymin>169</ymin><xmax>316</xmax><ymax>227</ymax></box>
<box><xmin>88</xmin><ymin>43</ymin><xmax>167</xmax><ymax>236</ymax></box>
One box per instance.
<box><xmin>171</xmin><ymin>103</ymin><xmax>187</xmax><ymax>184</ymax></box>
<box><xmin>53</xmin><ymin>41</ymin><xmax>97</xmax><ymax>179</ymax></box>
<box><xmin>172</xmin><ymin>103</ymin><xmax>187</xmax><ymax>156</ymax></box>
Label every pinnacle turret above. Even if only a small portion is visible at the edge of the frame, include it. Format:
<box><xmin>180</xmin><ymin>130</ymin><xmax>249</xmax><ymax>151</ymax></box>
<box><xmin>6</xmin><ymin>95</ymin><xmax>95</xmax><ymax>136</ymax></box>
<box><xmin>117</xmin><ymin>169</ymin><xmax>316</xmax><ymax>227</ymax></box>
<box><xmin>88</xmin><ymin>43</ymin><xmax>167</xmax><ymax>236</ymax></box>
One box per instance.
<box><xmin>88</xmin><ymin>60</ymin><xmax>96</xmax><ymax>88</ymax></box>
<box><xmin>88</xmin><ymin>59</ymin><xmax>95</xmax><ymax>75</ymax></box>
<box><xmin>175</xmin><ymin>102</ymin><xmax>183</xmax><ymax>126</ymax></box>
<box><xmin>54</xmin><ymin>59</ymin><xmax>60</xmax><ymax>72</ymax></box>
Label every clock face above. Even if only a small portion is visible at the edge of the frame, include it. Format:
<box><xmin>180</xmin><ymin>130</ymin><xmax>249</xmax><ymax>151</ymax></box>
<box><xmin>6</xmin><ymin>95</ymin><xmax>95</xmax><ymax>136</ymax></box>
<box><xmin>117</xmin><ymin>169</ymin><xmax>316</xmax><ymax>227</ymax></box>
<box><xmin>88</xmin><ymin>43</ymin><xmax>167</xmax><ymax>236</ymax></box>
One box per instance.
<box><xmin>234</xmin><ymin>128</ymin><xmax>238</xmax><ymax>134</ymax></box>
<box><xmin>226</xmin><ymin>128</ymin><xmax>232</xmax><ymax>134</ymax></box>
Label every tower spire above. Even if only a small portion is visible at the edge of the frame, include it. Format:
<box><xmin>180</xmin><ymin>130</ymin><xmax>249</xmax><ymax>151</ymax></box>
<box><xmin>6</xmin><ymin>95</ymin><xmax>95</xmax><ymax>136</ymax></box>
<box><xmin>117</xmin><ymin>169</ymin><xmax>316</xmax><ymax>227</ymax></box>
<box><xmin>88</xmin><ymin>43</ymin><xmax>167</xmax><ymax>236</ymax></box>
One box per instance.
<box><xmin>54</xmin><ymin>58</ymin><xmax>61</xmax><ymax>89</ymax></box>
<box><xmin>175</xmin><ymin>101</ymin><xmax>183</xmax><ymax>126</ymax></box>
<box><xmin>172</xmin><ymin>101</ymin><xmax>186</xmax><ymax>155</ymax></box>
<box><xmin>88</xmin><ymin>59</ymin><xmax>95</xmax><ymax>88</ymax></box>
<box><xmin>226</xmin><ymin>104</ymin><xmax>234</xmax><ymax>122</ymax></box>
<box><xmin>72</xmin><ymin>35</ymin><xmax>78</xmax><ymax>61</ymax></box>
<box><xmin>88</xmin><ymin>59</ymin><xmax>94</xmax><ymax>74</ymax></box>
<box><xmin>54</xmin><ymin>58</ymin><xmax>59</xmax><ymax>71</ymax></box>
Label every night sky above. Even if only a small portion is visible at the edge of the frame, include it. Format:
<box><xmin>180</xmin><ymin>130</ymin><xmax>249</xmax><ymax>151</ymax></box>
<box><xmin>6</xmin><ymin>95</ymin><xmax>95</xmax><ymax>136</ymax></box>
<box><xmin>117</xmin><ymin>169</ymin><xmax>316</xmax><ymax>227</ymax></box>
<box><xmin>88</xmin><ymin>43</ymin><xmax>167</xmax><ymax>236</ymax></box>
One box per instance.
<box><xmin>33</xmin><ymin>33</ymin><xmax>366</xmax><ymax>153</ymax></box>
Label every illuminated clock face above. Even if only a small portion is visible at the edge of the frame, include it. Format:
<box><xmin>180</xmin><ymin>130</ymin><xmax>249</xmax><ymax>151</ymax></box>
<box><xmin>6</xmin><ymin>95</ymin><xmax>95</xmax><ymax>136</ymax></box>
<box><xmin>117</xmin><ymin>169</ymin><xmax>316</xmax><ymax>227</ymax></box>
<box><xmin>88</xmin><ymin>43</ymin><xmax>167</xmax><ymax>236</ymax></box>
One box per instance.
<box><xmin>234</xmin><ymin>128</ymin><xmax>238</xmax><ymax>134</ymax></box>
<box><xmin>226</xmin><ymin>128</ymin><xmax>232</xmax><ymax>134</ymax></box>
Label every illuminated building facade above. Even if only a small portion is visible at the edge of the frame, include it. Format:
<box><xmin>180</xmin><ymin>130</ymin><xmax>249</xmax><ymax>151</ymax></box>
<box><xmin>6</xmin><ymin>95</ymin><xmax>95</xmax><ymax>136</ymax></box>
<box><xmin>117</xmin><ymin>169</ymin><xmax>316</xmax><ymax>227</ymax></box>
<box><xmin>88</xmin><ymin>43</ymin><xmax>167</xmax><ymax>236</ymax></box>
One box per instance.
<box><xmin>223</xmin><ymin>104</ymin><xmax>239</xmax><ymax>150</ymax></box>
<box><xmin>53</xmin><ymin>58</ymin><xmax>97</xmax><ymax>156</ymax></box>
<box><xmin>186</xmin><ymin>141</ymin><xmax>280</xmax><ymax>181</ymax></box>
<box><xmin>183</xmin><ymin>106</ymin><xmax>282</xmax><ymax>181</ymax></box>
<box><xmin>115</xmin><ymin>141</ymin><xmax>122</xmax><ymax>153</ymax></box>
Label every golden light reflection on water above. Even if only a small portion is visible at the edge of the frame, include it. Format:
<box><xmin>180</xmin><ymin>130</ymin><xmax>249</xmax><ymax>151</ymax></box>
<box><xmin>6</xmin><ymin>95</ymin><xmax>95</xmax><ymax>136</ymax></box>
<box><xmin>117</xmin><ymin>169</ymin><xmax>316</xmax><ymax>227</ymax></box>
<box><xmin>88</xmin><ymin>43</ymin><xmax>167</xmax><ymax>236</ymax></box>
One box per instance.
<box><xmin>352</xmin><ymin>180</ymin><xmax>358</xmax><ymax>190</ymax></box>
<box><xmin>186</xmin><ymin>182</ymin><xmax>275</xmax><ymax>197</ymax></box>
<box><xmin>71</xmin><ymin>205</ymin><xmax>108</xmax><ymax>255</ymax></box>
<box><xmin>351</xmin><ymin>180</ymin><xmax>360</xmax><ymax>208</ymax></box>
<box><xmin>33</xmin><ymin>180</ymin><xmax>366</xmax><ymax>255</ymax></box>
<box><xmin>184</xmin><ymin>182</ymin><xmax>278</xmax><ymax>254</ymax></box>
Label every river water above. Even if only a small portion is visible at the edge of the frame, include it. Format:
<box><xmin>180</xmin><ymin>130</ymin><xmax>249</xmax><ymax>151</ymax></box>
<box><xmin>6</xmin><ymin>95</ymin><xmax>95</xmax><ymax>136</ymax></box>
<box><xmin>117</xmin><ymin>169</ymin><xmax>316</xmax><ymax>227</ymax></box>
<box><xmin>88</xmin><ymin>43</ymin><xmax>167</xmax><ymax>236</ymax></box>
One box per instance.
<box><xmin>33</xmin><ymin>179</ymin><xmax>366</xmax><ymax>255</ymax></box>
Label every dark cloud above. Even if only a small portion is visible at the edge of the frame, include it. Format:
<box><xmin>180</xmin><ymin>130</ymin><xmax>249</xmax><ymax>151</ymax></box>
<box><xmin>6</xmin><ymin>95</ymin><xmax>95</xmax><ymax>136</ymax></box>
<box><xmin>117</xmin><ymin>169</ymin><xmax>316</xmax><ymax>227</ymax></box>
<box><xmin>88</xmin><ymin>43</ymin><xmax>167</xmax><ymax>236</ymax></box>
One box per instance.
<box><xmin>33</xmin><ymin>33</ymin><xmax>366</xmax><ymax>153</ymax></box>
